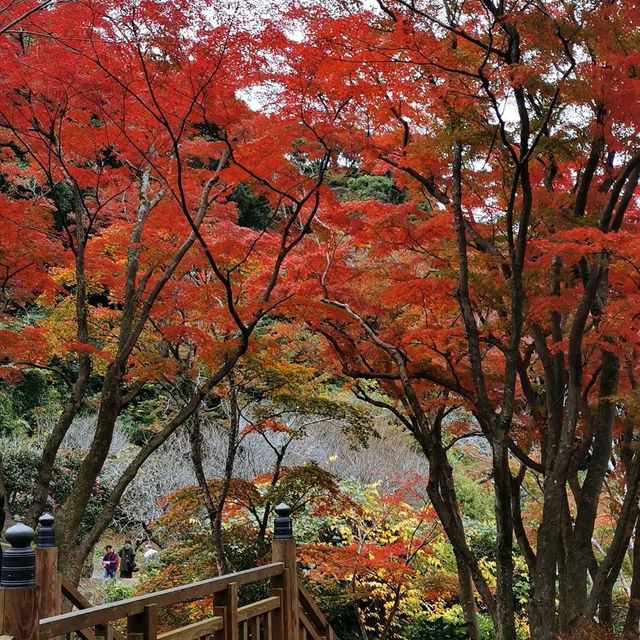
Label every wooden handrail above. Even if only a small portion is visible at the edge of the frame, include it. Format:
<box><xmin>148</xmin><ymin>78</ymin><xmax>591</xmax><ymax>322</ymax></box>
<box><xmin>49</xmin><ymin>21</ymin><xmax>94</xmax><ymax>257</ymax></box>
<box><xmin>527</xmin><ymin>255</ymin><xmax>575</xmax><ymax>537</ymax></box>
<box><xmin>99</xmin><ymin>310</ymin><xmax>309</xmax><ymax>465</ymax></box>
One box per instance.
<box><xmin>60</xmin><ymin>574</ymin><xmax>94</xmax><ymax>610</ymax></box>
<box><xmin>156</xmin><ymin>597</ymin><xmax>281</xmax><ymax>640</ymax></box>
<box><xmin>238</xmin><ymin>596</ymin><xmax>281</xmax><ymax>622</ymax></box>
<box><xmin>299</xmin><ymin>609</ymin><xmax>324</xmax><ymax>640</ymax></box>
<box><xmin>58</xmin><ymin>583</ymin><xmax>100</xmax><ymax>640</ymax></box>
<box><xmin>298</xmin><ymin>585</ymin><xmax>327</xmax><ymax>631</ymax></box>
<box><xmin>39</xmin><ymin>563</ymin><xmax>284</xmax><ymax>638</ymax></box>
<box><xmin>60</xmin><ymin>575</ymin><xmax>126</xmax><ymax>640</ymax></box>
<box><xmin>299</xmin><ymin>584</ymin><xmax>335</xmax><ymax>639</ymax></box>
<box><xmin>157</xmin><ymin>615</ymin><xmax>223</xmax><ymax>640</ymax></box>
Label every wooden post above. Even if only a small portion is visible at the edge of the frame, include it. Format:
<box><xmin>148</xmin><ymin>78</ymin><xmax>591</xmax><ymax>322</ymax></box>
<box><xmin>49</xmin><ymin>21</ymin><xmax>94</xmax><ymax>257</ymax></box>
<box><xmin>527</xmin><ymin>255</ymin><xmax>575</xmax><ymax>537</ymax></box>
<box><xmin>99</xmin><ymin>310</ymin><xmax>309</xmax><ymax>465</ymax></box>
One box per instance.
<box><xmin>269</xmin><ymin>587</ymin><xmax>285</xmax><ymax>640</ymax></box>
<box><xmin>271</xmin><ymin>504</ymin><xmax>298</xmax><ymax>640</ymax></box>
<box><xmin>95</xmin><ymin>624</ymin><xmax>114</xmax><ymax>640</ymax></box>
<box><xmin>36</xmin><ymin>513</ymin><xmax>61</xmax><ymax>622</ymax></box>
<box><xmin>143</xmin><ymin>604</ymin><xmax>158</xmax><ymax>640</ymax></box>
<box><xmin>127</xmin><ymin>604</ymin><xmax>158</xmax><ymax>640</ymax></box>
<box><xmin>0</xmin><ymin>522</ymin><xmax>39</xmax><ymax>640</ymax></box>
<box><xmin>215</xmin><ymin>582</ymin><xmax>238</xmax><ymax>640</ymax></box>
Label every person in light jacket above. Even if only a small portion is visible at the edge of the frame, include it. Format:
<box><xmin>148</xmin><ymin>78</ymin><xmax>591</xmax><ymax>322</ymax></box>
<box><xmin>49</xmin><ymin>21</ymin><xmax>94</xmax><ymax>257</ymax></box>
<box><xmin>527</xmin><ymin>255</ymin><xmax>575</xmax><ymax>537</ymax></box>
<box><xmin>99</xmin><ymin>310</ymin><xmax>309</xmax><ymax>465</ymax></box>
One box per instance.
<box><xmin>143</xmin><ymin>543</ymin><xmax>159</xmax><ymax>563</ymax></box>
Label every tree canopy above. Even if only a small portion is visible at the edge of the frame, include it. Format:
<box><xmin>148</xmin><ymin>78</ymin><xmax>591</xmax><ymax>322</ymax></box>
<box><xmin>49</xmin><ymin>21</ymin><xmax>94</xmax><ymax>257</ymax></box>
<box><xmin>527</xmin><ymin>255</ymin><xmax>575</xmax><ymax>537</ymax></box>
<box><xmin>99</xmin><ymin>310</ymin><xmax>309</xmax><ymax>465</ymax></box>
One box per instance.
<box><xmin>1</xmin><ymin>1</ymin><xmax>640</xmax><ymax>639</ymax></box>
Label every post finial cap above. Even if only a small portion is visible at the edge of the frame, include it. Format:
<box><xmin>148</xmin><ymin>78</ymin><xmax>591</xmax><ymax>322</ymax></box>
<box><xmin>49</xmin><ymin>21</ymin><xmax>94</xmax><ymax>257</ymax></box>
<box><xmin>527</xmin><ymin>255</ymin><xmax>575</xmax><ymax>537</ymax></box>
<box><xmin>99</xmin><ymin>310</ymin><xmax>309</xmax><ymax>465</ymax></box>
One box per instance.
<box><xmin>38</xmin><ymin>512</ymin><xmax>54</xmax><ymax>527</ymax></box>
<box><xmin>274</xmin><ymin>503</ymin><xmax>292</xmax><ymax>518</ymax></box>
<box><xmin>5</xmin><ymin>522</ymin><xmax>35</xmax><ymax>548</ymax></box>
<box><xmin>36</xmin><ymin>512</ymin><xmax>56</xmax><ymax>547</ymax></box>
<box><xmin>2</xmin><ymin>523</ymin><xmax>36</xmax><ymax>587</ymax></box>
<box><xmin>273</xmin><ymin>503</ymin><xmax>293</xmax><ymax>539</ymax></box>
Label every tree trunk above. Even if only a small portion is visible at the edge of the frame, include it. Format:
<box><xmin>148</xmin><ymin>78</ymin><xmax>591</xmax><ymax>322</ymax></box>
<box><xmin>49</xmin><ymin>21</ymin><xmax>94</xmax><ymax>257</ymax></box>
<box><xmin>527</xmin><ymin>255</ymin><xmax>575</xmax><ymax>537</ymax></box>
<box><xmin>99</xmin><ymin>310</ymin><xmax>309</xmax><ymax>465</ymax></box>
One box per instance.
<box><xmin>209</xmin><ymin>377</ymin><xmax>241</xmax><ymax>575</ymax></box>
<box><xmin>455</xmin><ymin>550</ymin><xmax>479</xmax><ymax>640</ymax></box>
<box><xmin>28</xmin><ymin>190</ymin><xmax>92</xmax><ymax>526</ymax></box>
<box><xmin>29</xmin><ymin>154</ymin><xmax>238</xmax><ymax>579</ymax></box>
<box><xmin>57</xmin><ymin>372</ymin><xmax>122</xmax><ymax>575</ymax></box>
<box><xmin>26</xmin><ymin>374</ymin><xmax>89</xmax><ymax>526</ymax></box>
<box><xmin>492</xmin><ymin>434</ymin><xmax>517</xmax><ymax>640</ymax></box>
<box><xmin>624</xmin><ymin>515</ymin><xmax>640</xmax><ymax>633</ymax></box>
<box><xmin>188</xmin><ymin>412</ymin><xmax>227</xmax><ymax>574</ymax></box>
<box><xmin>557</xmin><ymin>533</ymin><xmax>569</xmax><ymax>632</ymax></box>
<box><xmin>598</xmin><ymin>581</ymin><xmax>614</xmax><ymax>628</ymax></box>
<box><xmin>379</xmin><ymin>585</ymin><xmax>403</xmax><ymax>640</ymax></box>
<box><xmin>530</xmin><ymin>480</ymin><xmax>564</xmax><ymax>640</ymax></box>
<box><xmin>530</xmin><ymin>263</ymin><xmax>605</xmax><ymax>640</ymax></box>
<box><xmin>564</xmin><ymin>349</ymin><xmax>619</xmax><ymax>628</ymax></box>
<box><xmin>417</xmin><ymin>430</ymin><xmax>488</xmax><ymax>633</ymax></box>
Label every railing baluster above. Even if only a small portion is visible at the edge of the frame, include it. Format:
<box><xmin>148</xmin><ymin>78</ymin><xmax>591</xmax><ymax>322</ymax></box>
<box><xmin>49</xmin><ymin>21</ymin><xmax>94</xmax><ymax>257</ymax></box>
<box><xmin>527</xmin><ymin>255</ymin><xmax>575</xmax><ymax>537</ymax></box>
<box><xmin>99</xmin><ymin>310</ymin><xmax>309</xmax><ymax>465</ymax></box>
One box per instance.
<box><xmin>250</xmin><ymin>616</ymin><xmax>260</xmax><ymax>640</ymax></box>
<box><xmin>128</xmin><ymin>604</ymin><xmax>157</xmax><ymax>640</ymax></box>
<box><xmin>96</xmin><ymin>623</ymin><xmax>114</xmax><ymax>640</ymax></box>
<box><xmin>269</xmin><ymin>578</ymin><xmax>286</xmax><ymax>640</ymax></box>
<box><xmin>144</xmin><ymin>604</ymin><xmax>158</xmax><ymax>640</ymax></box>
<box><xmin>128</xmin><ymin>612</ymin><xmax>144</xmax><ymax>640</ymax></box>
<box><xmin>216</xmin><ymin>582</ymin><xmax>238</xmax><ymax>640</ymax></box>
<box><xmin>265</xmin><ymin>612</ymin><xmax>273</xmax><ymax>640</ymax></box>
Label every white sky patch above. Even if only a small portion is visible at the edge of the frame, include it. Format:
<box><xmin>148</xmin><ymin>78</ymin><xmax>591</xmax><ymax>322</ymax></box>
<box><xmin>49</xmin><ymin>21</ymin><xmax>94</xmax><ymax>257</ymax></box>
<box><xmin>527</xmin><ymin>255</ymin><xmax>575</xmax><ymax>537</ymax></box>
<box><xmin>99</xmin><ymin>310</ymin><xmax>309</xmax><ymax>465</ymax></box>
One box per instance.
<box><xmin>237</xmin><ymin>82</ymin><xmax>286</xmax><ymax>113</ymax></box>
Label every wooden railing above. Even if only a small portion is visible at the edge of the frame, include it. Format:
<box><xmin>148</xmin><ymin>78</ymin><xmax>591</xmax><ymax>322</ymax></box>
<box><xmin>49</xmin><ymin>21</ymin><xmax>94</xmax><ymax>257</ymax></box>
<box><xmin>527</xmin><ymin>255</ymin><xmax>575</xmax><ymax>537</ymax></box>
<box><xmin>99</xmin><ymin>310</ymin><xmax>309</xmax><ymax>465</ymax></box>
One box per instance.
<box><xmin>60</xmin><ymin>575</ymin><xmax>125</xmax><ymax>640</ymax></box>
<box><xmin>42</xmin><ymin>564</ymin><xmax>284</xmax><ymax>640</ymax></box>
<box><xmin>0</xmin><ymin>505</ymin><xmax>338</xmax><ymax>640</ymax></box>
<box><xmin>298</xmin><ymin>586</ymin><xmax>335</xmax><ymax>640</ymax></box>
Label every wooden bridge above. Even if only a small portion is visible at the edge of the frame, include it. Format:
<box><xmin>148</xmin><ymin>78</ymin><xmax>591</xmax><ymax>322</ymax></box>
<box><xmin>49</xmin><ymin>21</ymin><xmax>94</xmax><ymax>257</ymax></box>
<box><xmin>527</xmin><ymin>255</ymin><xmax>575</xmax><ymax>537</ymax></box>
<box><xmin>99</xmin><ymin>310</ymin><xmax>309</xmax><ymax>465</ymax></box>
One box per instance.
<box><xmin>0</xmin><ymin>505</ymin><xmax>337</xmax><ymax>640</ymax></box>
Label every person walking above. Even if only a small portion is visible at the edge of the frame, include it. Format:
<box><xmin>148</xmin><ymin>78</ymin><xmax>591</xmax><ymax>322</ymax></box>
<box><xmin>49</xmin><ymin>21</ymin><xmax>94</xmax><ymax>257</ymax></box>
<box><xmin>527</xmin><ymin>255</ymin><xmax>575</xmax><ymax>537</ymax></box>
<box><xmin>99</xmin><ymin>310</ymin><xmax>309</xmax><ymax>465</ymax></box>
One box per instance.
<box><xmin>143</xmin><ymin>543</ymin><xmax>159</xmax><ymax>563</ymax></box>
<box><xmin>118</xmin><ymin>539</ymin><xmax>136</xmax><ymax>578</ymax></box>
<box><xmin>101</xmin><ymin>545</ymin><xmax>119</xmax><ymax>579</ymax></box>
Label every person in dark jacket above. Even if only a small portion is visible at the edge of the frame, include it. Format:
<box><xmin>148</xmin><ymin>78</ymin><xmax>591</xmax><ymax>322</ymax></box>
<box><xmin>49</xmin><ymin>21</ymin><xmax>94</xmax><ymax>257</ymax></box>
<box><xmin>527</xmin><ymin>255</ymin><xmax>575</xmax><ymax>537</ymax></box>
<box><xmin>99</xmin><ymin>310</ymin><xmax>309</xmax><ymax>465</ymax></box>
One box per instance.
<box><xmin>118</xmin><ymin>539</ymin><xmax>136</xmax><ymax>578</ymax></box>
